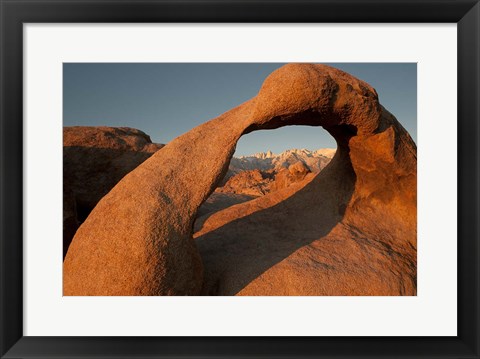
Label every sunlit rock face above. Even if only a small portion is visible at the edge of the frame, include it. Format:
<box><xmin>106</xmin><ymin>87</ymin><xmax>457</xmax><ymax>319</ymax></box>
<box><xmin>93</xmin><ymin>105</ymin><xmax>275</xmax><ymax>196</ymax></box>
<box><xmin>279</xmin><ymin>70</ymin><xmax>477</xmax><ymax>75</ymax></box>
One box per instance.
<box><xmin>64</xmin><ymin>64</ymin><xmax>416</xmax><ymax>296</ymax></box>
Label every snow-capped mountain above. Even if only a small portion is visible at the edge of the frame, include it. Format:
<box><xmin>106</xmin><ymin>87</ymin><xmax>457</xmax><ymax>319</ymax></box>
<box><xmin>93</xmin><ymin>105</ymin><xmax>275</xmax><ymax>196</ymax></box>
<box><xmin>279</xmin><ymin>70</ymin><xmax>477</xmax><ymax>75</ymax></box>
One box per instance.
<box><xmin>229</xmin><ymin>148</ymin><xmax>336</xmax><ymax>175</ymax></box>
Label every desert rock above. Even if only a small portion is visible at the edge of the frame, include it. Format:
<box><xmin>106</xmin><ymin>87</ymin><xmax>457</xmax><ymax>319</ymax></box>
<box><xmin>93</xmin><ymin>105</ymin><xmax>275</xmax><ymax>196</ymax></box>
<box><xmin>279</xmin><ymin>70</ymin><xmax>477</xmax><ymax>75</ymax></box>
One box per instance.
<box><xmin>64</xmin><ymin>64</ymin><xmax>416</xmax><ymax>296</ymax></box>
<box><xmin>217</xmin><ymin>169</ymin><xmax>274</xmax><ymax>196</ymax></box>
<box><xmin>63</xmin><ymin>126</ymin><xmax>164</xmax><ymax>257</ymax></box>
<box><xmin>270</xmin><ymin>161</ymin><xmax>312</xmax><ymax>192</ymax></box>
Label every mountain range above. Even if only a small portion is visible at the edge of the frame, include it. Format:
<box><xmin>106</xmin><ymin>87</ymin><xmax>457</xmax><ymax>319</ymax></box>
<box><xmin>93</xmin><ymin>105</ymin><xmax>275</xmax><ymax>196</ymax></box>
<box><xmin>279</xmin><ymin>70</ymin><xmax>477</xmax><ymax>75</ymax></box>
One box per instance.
<box><xmin>228</xmin><ymin>148</ymin><xmax>335</xmax><ymax>176</ymax></box>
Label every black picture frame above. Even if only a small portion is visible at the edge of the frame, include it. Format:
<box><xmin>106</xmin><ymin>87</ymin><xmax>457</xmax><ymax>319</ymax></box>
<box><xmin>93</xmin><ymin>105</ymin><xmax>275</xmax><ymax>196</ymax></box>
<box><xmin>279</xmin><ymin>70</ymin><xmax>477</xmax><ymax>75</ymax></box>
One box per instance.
<box><xmin>1</xmin><ymin>0</ymin><xmax>479</xmax><ymax>358</ymax></box>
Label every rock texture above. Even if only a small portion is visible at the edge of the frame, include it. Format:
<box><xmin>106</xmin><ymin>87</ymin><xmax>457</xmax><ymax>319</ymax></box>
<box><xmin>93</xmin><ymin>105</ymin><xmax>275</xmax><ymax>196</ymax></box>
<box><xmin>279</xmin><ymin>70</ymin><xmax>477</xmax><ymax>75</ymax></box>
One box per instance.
<box><xmin>217</xmin><ymin>169</ymin><xmax>274</xmax><ymax>196</ymax></box>
<box><xmin>64</xmin><ymin>64</ymin><xmax>416</xmax><ymax>296</ymax></box>
<box><xmin>63</xmin><ymin>126</ymin><xmax>164</xmax><ymax>257</ymax></box>
<box><xmin>270</xmin><ymin>161</ymin><xmax>312</xmax><ymax>192</ymax></box>
<box><xmin>215</xmin><ymin>161</ymin><xmax>313</xmax><ymax>197</ymax></box>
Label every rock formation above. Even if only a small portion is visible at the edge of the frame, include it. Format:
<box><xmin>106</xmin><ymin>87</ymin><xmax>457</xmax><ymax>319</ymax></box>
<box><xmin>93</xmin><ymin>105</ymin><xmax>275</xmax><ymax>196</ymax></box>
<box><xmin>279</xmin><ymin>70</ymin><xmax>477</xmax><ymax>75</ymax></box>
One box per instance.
<box><xmin>64</xmin><ymin>64</ymin><xmax>416</xmax><ymax>296</ymax></box>
<box><xmin>217</xmin><ymin>169</ymin><xmax>274</xmax><ymax>196</ymax></box>
<box><xmin>215</xmin><ymin>161</ymin><xmax>314</xmax><ymax>197</ymax></box>
<box><xmin>63</xmin><ymin>126</ymin><xmax>164</xmax><ymax>257</ymax></box>
<box><xmin>269</xmin><ymin>161</ymin><xmax>312</xmax><ymax>192</ymax></box>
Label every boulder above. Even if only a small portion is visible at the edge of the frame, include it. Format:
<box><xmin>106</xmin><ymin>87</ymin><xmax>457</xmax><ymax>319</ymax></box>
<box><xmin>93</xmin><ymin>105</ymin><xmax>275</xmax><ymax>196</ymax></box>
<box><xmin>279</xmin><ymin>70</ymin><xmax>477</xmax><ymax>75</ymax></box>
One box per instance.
<box><xmin>63</xmin><ymin>126</ymin><xmax>164</xmax><ymax>257</ymax></box>
<box><xmin>270</xmin><ymin>161</ymin><xmax>311</xmax><ymax>192</ymax></box>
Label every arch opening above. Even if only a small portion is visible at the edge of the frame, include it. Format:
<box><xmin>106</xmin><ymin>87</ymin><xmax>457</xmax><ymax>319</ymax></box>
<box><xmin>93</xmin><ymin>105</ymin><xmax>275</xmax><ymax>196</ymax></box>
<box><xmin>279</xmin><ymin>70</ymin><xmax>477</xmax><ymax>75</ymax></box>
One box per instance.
<box><xmin>194</xmin><ymin>124</ymin><xmax>338</xmax><ymax>232</ymax></box>
<box><xmin>193</xmin><ymin>121</ymin><xmax>358</xmax><ymax>295</ymax></box>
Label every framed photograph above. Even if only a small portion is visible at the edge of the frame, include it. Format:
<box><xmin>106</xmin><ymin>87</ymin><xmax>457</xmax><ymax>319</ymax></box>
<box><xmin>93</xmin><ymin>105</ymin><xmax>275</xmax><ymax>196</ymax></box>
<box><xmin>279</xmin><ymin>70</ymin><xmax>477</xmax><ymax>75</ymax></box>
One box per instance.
<box><xmin>1</xmin><ymin>0</ymin><xmax>479</xmax><ymax>358</ymax></box>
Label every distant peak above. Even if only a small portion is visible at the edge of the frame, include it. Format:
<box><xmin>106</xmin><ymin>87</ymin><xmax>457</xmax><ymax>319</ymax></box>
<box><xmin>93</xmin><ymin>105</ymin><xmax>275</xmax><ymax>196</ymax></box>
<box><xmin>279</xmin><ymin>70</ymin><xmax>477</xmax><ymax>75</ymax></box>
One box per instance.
<box><xmin>237</xmin><ymin>148</ymin><xmax>336</xmax><ymax>160</ymax></box>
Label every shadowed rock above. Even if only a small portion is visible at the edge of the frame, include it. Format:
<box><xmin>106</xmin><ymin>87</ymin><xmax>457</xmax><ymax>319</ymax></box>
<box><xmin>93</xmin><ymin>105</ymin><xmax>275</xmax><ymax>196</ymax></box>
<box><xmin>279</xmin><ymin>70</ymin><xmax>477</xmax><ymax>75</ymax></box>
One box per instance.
<box><xmin>63</xmin><ymin>126</ymin><xmax>164</xmax><ymax>257</ymax></box>
<box><xmin>64</xmin><ymin>64</ymin><xmax>416</xmax><ymax>296</ymax></box>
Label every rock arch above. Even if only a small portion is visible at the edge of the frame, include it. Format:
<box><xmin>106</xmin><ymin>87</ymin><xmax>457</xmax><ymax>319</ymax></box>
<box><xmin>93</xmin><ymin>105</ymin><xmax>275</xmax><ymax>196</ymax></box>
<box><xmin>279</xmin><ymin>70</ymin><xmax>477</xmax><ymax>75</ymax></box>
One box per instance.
<box><xmin>63</xmin><ymin>64</ymin><xmax>416</xmax><ymax>296</ymax></box>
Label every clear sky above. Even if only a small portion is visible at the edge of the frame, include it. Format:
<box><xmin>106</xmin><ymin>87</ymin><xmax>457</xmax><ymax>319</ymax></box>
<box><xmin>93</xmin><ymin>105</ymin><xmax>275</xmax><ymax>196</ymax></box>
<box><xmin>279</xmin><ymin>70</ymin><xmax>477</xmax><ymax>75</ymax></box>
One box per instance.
<box><xmin>63</xmin><ymin>63</ymin><xmax>416</xmax><ymax>156</ymax></box>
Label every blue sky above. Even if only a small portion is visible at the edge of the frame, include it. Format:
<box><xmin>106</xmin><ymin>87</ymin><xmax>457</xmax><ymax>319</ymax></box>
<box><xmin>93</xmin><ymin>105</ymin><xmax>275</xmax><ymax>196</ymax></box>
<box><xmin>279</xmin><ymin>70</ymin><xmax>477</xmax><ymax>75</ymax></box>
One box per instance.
<box><xmin>63</xmin><ymin>63</ymin><xmax>416</xmax><ymax>156</ymax></box>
